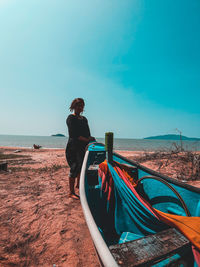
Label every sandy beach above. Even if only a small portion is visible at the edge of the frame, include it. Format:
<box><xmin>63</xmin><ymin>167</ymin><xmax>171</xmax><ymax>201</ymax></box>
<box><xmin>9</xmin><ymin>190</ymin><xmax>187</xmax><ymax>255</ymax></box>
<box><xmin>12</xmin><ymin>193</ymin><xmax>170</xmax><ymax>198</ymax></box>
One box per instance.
<box><xmin>0</xmin><ymin>147</ymin><xmax>199</xmax><ymax>267</ymax></box>
<box><xmin>0</xmin><ymin>147</ymin><xmax>99</xmax><ymax>267</ymax></box>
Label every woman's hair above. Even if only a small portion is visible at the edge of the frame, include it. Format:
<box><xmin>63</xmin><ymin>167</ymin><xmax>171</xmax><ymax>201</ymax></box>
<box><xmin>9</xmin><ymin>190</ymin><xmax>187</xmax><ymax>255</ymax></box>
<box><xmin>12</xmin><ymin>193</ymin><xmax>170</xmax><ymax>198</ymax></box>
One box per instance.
<box><xmin>69</xmin><ymin>98</ymin><xmax>85</xmax><ymax>112</ymax></box>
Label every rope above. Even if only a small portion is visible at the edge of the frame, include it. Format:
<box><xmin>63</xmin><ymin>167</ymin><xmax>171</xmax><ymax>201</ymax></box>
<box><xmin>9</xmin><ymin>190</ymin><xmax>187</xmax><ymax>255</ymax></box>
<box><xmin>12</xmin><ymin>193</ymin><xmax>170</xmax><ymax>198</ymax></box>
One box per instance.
<box><xmin>137</xmin><ymin>176</ymin><xmax>191</xmax><ymax>217</ymax></box>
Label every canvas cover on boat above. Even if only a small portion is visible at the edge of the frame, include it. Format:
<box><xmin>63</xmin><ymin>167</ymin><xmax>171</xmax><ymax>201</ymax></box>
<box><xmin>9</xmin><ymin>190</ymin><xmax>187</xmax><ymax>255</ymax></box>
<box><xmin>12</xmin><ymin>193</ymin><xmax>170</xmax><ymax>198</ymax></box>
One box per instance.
<box><xmin>98</xmin><ymin>160</ymin><xmax>200</xmax><ymax>266</ymax></box>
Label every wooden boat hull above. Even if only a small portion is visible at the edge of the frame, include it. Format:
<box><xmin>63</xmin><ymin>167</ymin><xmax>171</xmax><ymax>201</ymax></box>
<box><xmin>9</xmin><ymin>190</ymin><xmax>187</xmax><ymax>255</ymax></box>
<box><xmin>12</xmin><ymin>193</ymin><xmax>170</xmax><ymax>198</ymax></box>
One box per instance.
<box><xmin>80</xmin><ymin>143</ymin><xmax>200</xmax><ymax>266</ymax></box>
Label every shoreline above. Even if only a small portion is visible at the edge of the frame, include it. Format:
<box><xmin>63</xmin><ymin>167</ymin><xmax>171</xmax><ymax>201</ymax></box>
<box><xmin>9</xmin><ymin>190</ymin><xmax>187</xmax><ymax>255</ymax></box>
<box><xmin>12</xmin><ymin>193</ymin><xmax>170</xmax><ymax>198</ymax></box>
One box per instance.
<box><xmin>1</xmin><ymin>146</ymin><xmax>199</xmax><ymax>188</ymax></box>
<box><xmin>0</xmin><ymin>145</ymin><xmax>153</xmax><ymax>152</ymax></box>
<box><xmin>2</xmin><ymin>146</ymin><xmax>199</xmax><ymax>153</ymax></box>
<box><xmin>0</xmin><ymin>146</ymin><xmax>65</xmax><ymax>150</ymax></box>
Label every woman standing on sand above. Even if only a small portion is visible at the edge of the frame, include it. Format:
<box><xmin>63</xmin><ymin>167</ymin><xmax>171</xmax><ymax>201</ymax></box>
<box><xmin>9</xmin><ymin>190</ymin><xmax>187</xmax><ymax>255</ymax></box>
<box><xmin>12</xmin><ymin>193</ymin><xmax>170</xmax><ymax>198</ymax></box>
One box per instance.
<box><xmin>65</xmin><ymin>98</ymin><xmax>95</xmax><ymax>199</ymax></box>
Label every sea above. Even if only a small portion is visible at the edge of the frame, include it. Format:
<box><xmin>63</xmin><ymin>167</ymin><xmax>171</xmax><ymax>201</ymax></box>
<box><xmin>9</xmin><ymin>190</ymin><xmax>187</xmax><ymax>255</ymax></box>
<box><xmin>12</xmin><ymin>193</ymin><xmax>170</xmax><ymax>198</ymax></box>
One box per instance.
<box><xmin>0</xmin><ymin>134</ymin><xmax>200</xmax><ymax>151</ymax></box>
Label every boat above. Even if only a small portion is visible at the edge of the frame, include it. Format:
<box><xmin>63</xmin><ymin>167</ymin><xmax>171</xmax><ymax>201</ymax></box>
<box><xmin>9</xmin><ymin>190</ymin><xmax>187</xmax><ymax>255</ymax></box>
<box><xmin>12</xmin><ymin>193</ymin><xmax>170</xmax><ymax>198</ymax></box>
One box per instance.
<box><xmin>33</xmin><ymin>144</ymin><xmax>42</xmax><ymax>149</ymax></box>
<box><xmin>80</xmin><ymin>136</ymin><xmax>200</xmax><ymax>267</ymax></box>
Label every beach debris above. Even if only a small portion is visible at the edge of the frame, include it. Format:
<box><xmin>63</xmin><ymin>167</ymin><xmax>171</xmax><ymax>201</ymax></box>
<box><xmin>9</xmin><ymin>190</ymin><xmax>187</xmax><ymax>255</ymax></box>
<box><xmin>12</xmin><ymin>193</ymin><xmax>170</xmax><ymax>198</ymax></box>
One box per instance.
<box><xmin>17</xmin><ymin>209</ymin><xmax>23</xmax><ymax>213</ymax></box>
<box><xmin>135</xmin><ymin>150</ymin><xmax>200</xmax><ymax>181</ymax></box>
<box><xmin>14</xmin><ymin>150</ymin><xmax>21</xmax><ymax>153</ymax></box>
<box><xmin>33</xmin><ymin>144</ymin><xmax>42</xmax><ymax>149</ymax></box>
<box><xmin>60</xmin><ymin>229</ymin><xmax>67</xmax><ymax>235</ymax></box>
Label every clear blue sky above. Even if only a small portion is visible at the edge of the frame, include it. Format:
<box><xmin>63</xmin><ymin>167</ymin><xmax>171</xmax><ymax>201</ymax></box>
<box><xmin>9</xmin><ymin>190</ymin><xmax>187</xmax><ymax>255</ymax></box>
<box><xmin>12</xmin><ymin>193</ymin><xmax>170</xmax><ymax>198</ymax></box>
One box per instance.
<box><xmin>0</xmin><ymin>0</ymin><xmax>199</xmax><ymax>138</ymax></box>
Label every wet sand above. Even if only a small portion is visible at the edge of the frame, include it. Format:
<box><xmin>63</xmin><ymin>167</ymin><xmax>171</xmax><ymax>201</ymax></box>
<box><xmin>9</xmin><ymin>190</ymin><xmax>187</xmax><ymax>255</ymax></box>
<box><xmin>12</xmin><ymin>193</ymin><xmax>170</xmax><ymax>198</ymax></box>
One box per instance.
<box><xmin>0</xmin><ymin>147</ymin><xmax>199</xmax><ymax>266</ymax></box>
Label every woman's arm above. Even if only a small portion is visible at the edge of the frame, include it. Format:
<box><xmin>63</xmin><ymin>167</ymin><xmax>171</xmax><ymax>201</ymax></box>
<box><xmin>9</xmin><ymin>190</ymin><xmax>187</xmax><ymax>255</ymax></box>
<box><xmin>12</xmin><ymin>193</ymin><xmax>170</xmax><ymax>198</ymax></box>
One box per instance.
<box><xmin>78</xmin><ymin>136</ymin><xmax>95</xmax><ymax>143</ymax></box>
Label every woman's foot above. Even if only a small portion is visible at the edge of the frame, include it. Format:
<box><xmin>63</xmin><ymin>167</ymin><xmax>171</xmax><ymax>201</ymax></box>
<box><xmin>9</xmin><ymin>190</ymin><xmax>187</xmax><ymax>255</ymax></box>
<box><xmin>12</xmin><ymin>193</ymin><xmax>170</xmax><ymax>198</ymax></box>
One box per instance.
<box><xmin>69</xmin><ymin>192</ymin><xmax>79</xmax><ymax>199</ymax></box>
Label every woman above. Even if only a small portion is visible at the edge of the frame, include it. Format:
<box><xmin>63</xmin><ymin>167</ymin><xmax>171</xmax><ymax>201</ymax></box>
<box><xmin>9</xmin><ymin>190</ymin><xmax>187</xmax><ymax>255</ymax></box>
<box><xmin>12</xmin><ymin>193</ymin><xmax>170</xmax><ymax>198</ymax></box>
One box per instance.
<box><xmin>65</xmin><ymin>98</ymin><xmax>95</xmax><ymax>199</ymax></box>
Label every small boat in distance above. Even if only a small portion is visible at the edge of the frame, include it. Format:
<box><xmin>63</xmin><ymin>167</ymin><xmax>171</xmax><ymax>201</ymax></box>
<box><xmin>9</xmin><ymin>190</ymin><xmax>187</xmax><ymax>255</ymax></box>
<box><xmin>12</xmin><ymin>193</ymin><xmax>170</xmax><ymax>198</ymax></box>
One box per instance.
<box><xmin>33</xmin><ymin>144</ymin><xmax>42</xmax><ymax>149</ymax></box>
<box><xmin>80</xmin><ymin>137</ymin><xmax>200</xmax><ymax>267</ymax></box>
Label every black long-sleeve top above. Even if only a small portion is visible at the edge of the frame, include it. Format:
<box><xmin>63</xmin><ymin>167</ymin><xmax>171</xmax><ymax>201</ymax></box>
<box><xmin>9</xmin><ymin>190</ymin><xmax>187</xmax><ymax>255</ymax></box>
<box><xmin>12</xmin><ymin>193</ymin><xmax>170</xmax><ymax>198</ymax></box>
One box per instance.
<box><xmin>66</xmin><ymin>114</ymin><xmax>91</xmax><ymax>149</ymax></box>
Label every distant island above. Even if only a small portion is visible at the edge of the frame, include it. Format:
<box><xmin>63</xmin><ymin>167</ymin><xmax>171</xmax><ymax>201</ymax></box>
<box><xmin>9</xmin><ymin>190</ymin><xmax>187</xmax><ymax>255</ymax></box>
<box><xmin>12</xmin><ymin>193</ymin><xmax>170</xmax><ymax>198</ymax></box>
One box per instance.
<box><xmin>144</xmin><ymin>134</ymin><xmax>200</xmax><ymax>141</ymax></box>
<box><xmin>51</xmin><ymin>134</ymin><xmax>65</xmax><ymax>137</ymax></box>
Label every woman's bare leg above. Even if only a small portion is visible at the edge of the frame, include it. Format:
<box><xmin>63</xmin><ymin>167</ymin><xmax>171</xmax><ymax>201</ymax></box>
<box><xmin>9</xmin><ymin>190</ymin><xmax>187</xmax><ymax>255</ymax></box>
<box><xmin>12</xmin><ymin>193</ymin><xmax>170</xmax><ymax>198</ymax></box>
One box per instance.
<box><xmin>69</xmin><ymin>177</ymin><xmax>75</xmax><ymax>194</ymax></box>
<box><xmin>76</xmin><ymin>174</ymin><xmax>80</xmax><ymax>189</ymax></box>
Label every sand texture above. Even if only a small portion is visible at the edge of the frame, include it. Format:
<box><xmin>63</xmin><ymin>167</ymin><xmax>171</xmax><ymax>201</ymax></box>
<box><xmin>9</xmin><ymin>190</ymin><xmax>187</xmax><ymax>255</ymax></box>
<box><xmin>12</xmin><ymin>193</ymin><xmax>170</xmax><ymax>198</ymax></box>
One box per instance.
<box><xmin>0</xmin><ymin>147</ymin><xmax>199</xmax><ymax>266</ymax></box>
<box><xmin>0</xmin><ymin>148</ymin><xmax>98</xmax><ymax>267</ymax></box>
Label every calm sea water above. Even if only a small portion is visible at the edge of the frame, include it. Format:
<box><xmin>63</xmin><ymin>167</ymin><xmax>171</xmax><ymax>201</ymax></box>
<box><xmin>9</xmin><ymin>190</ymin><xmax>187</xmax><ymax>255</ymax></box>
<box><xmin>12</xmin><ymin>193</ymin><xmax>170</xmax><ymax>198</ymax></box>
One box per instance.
<box><xmin>0</xmin><ymin>135</ymin><xmax>200</xmax><ymax>151</ymax></box>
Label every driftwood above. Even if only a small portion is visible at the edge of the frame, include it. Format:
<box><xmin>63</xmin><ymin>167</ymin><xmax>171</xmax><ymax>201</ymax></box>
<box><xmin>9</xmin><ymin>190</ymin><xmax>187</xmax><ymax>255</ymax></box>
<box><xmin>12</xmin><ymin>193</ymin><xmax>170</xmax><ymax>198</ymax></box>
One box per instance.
<box><xmin>133</xmin><ymin>148</ymin><xmax>200</xmax><ymax>181</ymax></box>
<box><xmin>33</xmin><ymin>144</ymin><xmax>42</xmax><ymax>149</ymax></box>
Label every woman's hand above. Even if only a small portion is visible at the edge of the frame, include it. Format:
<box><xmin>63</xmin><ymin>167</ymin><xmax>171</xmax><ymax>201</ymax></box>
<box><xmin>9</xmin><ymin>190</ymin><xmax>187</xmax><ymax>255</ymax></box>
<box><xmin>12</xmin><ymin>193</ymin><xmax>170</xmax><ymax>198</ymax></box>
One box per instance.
<box><xmin>88</xmin><ymin>136</ymin><xmax>95</xmax><ymax>142</ymax></box>
<box><xmin>78</xmin><ymin>136</ymin><xmax>96</xmax><ymax>143</ymax></box>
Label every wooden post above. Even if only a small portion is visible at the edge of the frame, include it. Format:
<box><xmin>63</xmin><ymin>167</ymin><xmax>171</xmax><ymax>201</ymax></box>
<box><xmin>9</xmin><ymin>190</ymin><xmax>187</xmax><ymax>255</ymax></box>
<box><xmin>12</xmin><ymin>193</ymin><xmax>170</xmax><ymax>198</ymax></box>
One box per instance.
<box><xmin>0</xmin><ymin>162</ymin><xmax>8</xmax><ymax>171</ymax></box>
<box><xmin>105</xmin><ymin>132</ymin><xmax>113</xmax><ymax>163</ymax></box>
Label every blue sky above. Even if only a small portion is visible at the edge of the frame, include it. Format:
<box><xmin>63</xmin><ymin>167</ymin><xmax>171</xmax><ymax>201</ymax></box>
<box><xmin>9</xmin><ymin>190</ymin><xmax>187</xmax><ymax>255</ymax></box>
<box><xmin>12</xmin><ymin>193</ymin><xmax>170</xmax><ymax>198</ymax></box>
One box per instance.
<box><xmin>0</xmin><ymin>0</ymin><xmax>199</xmax><ymax>138</ymax></box>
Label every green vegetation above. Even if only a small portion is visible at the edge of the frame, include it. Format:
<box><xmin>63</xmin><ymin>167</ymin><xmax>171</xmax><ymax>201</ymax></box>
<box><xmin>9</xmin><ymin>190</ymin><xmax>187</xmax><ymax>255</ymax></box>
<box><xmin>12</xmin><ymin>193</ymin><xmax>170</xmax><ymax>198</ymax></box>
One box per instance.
<box><xmin>144</xmin><ymin>134</ymin><xmax>200</xmax><ymax>141</ymax></box>
<box><xmin>51</xmin><ymin>134</ymin><xmax>65</xmax><ymax>137</ymax></box>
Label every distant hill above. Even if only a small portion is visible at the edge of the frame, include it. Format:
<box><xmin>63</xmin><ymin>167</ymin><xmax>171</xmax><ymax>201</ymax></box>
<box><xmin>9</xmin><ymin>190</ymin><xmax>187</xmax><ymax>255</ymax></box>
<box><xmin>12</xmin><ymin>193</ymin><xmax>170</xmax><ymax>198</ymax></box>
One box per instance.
<box><xmin>144</xmin><ymin>134</ymin><xmax>200</xmax><ymax>141</ymax></box>
<box><xmin>51</xmin><ymin>134</ymin><xmax>65</xmax><ymax>137</ymax></box>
